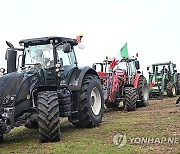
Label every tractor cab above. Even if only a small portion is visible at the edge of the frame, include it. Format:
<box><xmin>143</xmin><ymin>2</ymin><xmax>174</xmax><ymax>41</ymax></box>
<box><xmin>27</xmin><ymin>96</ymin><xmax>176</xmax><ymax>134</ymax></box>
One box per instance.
<box><xmin>6</xmin><ymin>37</ymin><xmax>78</xmax><ymax>87</ymax></box>
<box><xmin>93</xmin><ymin>58</ymin><xmax>113</xmax><ymax>73</ymax></box>
<box><xmin>117</xmin><ymin>57</ymin><xmax>140</xmax><ymax>85</ymax></box>
<box><xmin>118</xmin><ymin>57</ymin><xmax>140</xmax><ymax>72</ymax></box>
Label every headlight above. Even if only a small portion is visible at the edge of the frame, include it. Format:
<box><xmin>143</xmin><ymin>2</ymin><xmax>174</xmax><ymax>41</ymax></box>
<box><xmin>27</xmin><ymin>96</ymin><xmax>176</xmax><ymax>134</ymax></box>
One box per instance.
<box><xmin>2</xmin><ymin>95</ymin><xmax>16</xmax><ymax>106</ymax></box>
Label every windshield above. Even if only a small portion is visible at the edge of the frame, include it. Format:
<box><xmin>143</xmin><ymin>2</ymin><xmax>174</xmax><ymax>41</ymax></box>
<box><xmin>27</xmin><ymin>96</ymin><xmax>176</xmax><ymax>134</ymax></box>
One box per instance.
<box><xmin>149</xmin><ymin>65</ymin><xmax>169</xmax><ymax>74</ymax></box>
<box><xmin>24</xmin><ymin>44</ymin><xmax>54</xmax><ymax>69</ymax></box>
<box><xmin>117</xmin><ymin>61</ymin><xmax>127</xmax><ymax>70</ymax></box>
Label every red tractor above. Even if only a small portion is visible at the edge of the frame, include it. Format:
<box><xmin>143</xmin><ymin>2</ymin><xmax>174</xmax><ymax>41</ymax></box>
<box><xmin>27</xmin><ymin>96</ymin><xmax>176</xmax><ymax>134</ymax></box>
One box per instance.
<box><xmin>93</xmin><ymin>56</ymin><xmax>149</xmax><ymax>111</ymax></box>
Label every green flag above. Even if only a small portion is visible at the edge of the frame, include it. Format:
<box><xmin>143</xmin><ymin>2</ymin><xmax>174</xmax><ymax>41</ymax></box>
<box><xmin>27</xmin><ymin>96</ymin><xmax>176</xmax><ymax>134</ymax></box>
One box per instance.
<box><xmin>120</xmin><ymin>43</ymin><xmax>128</xmax><ymax>58</ymax></box>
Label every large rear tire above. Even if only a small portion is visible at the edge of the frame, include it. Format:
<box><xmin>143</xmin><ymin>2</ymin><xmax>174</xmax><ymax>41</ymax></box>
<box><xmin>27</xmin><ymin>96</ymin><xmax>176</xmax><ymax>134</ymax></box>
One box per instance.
<box><xmin>37</xmin><ymin>91</ymin><xmax>60</xmax><ymax>142</ymax></box>
<box><xmin>124</xmin><ymin>87</ymin><xmax>137</xmax><ymax>111</ymax></box>
<box><xmin>71</xmin><ymin>75</ymin><xmax>104</xmax><ymax>128</ymax></box>
<box><xmin>137</xmin><ymin>76</ymin><xmax>149</xmax><ymax>107</ymax></box>
<box><xmin>166</xmin><ymin>81</ymin><xmax>176</xmax><ymax>97</ymax></box>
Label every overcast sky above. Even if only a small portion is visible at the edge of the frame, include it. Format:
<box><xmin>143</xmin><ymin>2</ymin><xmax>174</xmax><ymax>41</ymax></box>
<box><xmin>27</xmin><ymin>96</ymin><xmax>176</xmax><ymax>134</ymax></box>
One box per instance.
<box><xmin>0</xmin><ymin>0</ymin><xmax>180</xmax><ymax>77</ymax></box>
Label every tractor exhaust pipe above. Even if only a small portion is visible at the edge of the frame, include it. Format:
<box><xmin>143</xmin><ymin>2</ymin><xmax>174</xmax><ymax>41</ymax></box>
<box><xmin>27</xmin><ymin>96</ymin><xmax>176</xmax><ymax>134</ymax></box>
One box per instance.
<box><xmin>6</xmin><ymin>41</ymin><xmax>17</xmax><ymax>73</ymax></box>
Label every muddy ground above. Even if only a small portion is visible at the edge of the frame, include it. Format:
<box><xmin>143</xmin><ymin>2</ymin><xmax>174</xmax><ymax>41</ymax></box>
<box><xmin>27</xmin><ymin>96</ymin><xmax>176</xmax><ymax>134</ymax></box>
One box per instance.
<box><xmin>0</xmin><ymin>97</ymin><xmax>180</xmax><ymax>154</ymax></box>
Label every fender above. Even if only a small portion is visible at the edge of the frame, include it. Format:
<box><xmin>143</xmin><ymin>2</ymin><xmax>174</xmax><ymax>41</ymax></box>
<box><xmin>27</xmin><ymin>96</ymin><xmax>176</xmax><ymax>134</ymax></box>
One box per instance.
<box><xmin>133</xmin><ymin>74</ymin><xmax>143</xmax><ymax>89</ymax></box>
<box><xmin>68</xmin><ymin>66</ymin><xmax>99</xmax><ymax>91</ymax></box>
<box><xmin>30</xmin><ymin>85</ymin><xmax>57</xmax><ymax>102</ymax></box>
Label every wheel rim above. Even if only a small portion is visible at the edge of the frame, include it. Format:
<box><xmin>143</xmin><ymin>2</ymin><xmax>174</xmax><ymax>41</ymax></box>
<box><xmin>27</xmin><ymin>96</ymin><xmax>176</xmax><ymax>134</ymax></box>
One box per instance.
<box><xmin>142</xmin><ymin>83</ymin><xmax>149</xmax><ymax>101</ymax></box>
<box><xmin>90</xmin><ymin>87</ymin><xmax>102</xmax><ymax>115</ymax></box>
<box><xmin>172</xmin><ymin>86</ymin><xmax>176</xmax><ymax>95</ymax></box>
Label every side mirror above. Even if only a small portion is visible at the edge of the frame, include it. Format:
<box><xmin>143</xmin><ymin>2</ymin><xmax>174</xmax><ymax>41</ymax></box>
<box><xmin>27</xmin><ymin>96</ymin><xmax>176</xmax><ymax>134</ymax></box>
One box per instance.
<box><xmin>147</xmin><ymin>67</ymin><xmax>149</xmax><ymax>71</ymax></box>
<box><xmin>92</xmin><ymin>64</ymin><xmax>96</xmax><ymax>70</ymax></box>
<box><xmin>135</xmin><ymin>61</ymin><xmax>140</xmax><ymax>70</ymax></box>
<box><xmin>63</xmin><ymin>43</ymin><xmax>71</xmax><ymax>53</ymax></box>
<box><xmin>173</xmin><ymin>64</ymin><xmax>176</xmax><ymax>68</ymax></box>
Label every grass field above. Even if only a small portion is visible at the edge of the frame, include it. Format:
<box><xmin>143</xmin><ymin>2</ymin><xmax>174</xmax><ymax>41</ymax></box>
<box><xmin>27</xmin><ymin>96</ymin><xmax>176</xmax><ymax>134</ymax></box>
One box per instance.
<box><xmin>0</xmin><ymin>97</ymin><xmax>179</xmax><ymax>154</ymax></box>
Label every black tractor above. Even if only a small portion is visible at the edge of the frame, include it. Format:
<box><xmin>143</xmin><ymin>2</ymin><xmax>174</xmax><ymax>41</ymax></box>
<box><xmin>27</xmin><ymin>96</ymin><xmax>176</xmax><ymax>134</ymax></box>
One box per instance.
<box><xmin>0</xmin><ymin>36</ymin><xmax>104</xmax><ymax>143</ymax></box>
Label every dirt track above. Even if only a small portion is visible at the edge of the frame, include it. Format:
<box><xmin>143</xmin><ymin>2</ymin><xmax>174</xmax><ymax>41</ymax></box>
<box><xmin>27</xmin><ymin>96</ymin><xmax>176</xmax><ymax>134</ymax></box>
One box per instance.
<box><xmin>105</xmin><ymin>97</ymin><xmax>179</xmax><ymax>121</ymax></box>
<box><xmin>103</xmin><ymin>97</ymin><xmax>180</xmax><ymax>153</ymax></box>
<box><xmin>0</xmin><ymin>97</ymin><xmax>179</xmax><ymax>154</ymax></box>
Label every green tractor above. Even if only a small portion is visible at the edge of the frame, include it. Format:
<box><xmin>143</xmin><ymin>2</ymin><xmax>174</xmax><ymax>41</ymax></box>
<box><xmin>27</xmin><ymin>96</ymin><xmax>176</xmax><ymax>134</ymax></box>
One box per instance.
<box><xmin>147</xmin><ymin>61</ymin><xmax>180</xmax><ymax>99</ymax></box>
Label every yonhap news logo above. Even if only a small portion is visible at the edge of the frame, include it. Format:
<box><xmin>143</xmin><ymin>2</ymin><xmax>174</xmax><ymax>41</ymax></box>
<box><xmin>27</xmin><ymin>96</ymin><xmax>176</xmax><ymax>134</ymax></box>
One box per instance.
<box><xmin>113</xmin><ymin>133</ymin><xmax>180</xmax><ymax>148</ymax></box>
<box><xmin>113</xmin><ymin>133</ymin><xmax>127</xmax><ymax>148</ymax></box>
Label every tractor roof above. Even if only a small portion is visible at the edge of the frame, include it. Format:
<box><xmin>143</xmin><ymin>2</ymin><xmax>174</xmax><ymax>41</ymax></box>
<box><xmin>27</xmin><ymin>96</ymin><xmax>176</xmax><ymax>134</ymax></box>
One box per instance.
<box><xmin>19</xmin><ymin>36</ymin><xmax>78</xmax><ymax>47</ymax></box>
<box><xmin>94</xmin><ymin>57</ymin><xmax>137</xmax><ymax>65</ymax></box>
<box><xmin>103</xmin><ymin>59</ymin><xmax>113</xmax><ymax>64</ymax></box>
<box><xmin>120</xmin><ymin>56</ymin><xmax>137</xmax><ymax>62</ymax></box>
<box><xmin>151</xmin><ymin>61</ymin><xmax>173</xmax><ymax>66</ymax></box>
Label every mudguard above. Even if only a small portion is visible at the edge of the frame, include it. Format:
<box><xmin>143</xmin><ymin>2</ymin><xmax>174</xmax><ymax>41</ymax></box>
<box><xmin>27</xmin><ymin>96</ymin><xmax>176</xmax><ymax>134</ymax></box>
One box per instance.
<box><xmin>133</xmin><ymin>74</ymin><xmax>143</xmax><ymax>89</ymax></box>
<box><xmin>68</xmin><ymin>66</ymin><xmax>99</xmax><ymax>91</ymax></box>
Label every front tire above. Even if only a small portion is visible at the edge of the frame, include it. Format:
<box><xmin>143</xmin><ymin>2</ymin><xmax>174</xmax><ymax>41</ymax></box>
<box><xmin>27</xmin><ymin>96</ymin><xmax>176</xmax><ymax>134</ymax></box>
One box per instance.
<box><xmin>166</xmin><ymin>82</ymin><xmax>176</xmax><ymax>97</ymax></box>
<box><xmin>72</xmin><ymin>75</ymin><xmax>104</xmax><ymax>128</ymax></box>
<box><xmin>124</xmin><ymin>87</ymin><xmax>137</xmax><ymax>111</ymax></box>
<box><xmin>37</xmin><ymin>91</ymin><xmax>60</xmax><ymax>142</ymax></box>
<box><xmin>137</xmin><ymin>76</ymin><xmax>149</xmax><ymax>107</ymax></box>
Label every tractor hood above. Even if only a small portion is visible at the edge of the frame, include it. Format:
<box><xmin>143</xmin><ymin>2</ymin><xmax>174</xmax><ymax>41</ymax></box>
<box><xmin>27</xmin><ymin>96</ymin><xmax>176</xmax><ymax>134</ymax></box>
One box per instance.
<box><xmin>0</xmin><ymin>71</ymin><xmax>44</xmax><ymax>108</ymax></box>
